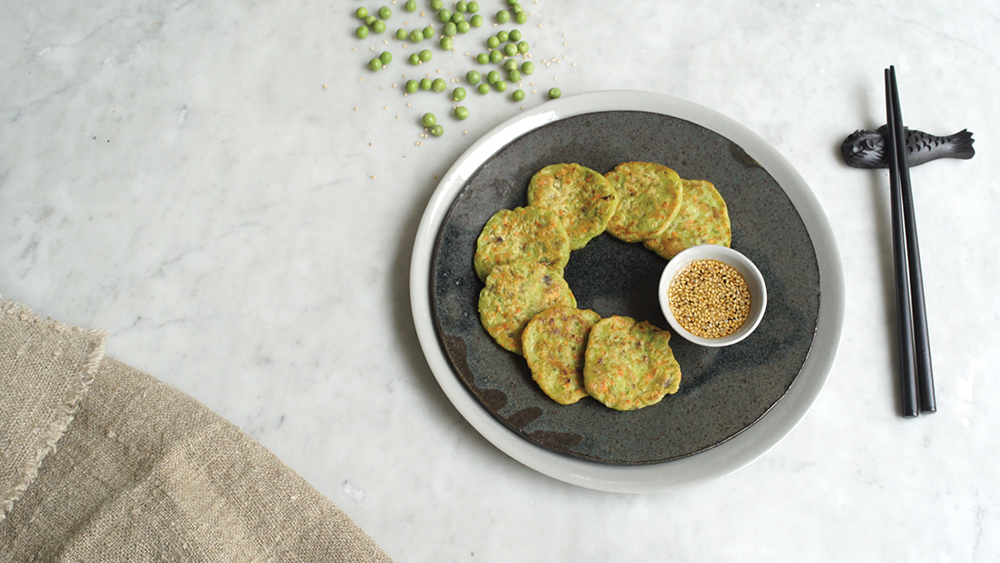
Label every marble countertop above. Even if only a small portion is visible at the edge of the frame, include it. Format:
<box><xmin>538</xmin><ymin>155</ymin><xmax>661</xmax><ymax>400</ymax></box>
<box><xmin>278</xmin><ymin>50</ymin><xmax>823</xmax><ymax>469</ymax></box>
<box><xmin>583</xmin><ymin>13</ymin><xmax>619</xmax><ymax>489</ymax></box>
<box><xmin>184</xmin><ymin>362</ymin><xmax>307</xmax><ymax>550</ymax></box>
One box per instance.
<box><xmin>3</xmin><ymin>0</ymin><xmax>998</xmax><ymax>560</ymax></box>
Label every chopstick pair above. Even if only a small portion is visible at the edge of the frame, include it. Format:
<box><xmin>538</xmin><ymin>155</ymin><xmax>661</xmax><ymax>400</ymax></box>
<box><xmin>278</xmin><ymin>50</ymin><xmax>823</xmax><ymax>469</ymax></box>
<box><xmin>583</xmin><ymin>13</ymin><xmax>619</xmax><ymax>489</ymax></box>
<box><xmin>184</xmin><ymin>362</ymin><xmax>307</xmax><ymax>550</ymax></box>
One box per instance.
<box><xmin>884</xmin><ymin>66</ymin><xmax>936</xmax><ymax>417</ymax></box>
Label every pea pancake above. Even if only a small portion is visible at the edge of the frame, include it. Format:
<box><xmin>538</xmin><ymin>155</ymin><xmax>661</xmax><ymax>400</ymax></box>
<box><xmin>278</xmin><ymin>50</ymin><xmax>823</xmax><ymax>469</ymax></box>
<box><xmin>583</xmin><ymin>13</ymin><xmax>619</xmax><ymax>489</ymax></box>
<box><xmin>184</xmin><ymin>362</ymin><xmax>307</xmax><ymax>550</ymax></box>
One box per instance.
<box><xmin>583</xmin><ymin>316</ymin><xmax>681</xmax><ymax>411</ymax></box>
<box><xmin>604</xmin><ymin>162</ymin><xmax>684</xmax><ymax>243</ymax></box>
<box><xmin>526</xmin><ymin>163</ymin><xmax>618</xmax><ymax>250</ymax></box>
<box><xmin>643</xmin><ymin>179</ymin><xmax>731</xmax><ymax>260</ymax></box>
<box><xmin>473</xmin><ymin>206</ymin><xmax>571</xmax><ymax>282</ymax></box>
<box><xmin>522</xmin><ymin>306</ymin><xmax>602</xmax><ymax>405</ymax></box>
<box><xmin>478</xmin><ymin>262</ymin><xmax>577</xmax><ymax>355</ymax></box>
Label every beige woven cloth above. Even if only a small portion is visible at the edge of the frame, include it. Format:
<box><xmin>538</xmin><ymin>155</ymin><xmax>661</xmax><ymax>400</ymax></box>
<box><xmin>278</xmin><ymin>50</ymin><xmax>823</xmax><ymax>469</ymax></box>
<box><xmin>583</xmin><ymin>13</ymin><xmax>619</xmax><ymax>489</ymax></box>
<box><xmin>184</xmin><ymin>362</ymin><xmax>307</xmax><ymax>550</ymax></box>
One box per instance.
<box><xmin>1</xmin><ymin>295</ymin><xmax>393</xmax><ymax>562</ymax></box>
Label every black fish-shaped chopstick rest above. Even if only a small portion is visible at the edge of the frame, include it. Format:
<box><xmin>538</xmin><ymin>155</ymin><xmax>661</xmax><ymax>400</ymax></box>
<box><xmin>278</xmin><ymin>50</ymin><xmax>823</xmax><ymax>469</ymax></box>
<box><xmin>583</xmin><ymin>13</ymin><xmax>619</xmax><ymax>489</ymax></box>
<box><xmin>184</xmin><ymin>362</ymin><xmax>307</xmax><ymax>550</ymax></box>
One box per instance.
<box><xmin>841</xmin><ymin>126</ymin><xmax>975</xmax><ymax>169</ymax></box>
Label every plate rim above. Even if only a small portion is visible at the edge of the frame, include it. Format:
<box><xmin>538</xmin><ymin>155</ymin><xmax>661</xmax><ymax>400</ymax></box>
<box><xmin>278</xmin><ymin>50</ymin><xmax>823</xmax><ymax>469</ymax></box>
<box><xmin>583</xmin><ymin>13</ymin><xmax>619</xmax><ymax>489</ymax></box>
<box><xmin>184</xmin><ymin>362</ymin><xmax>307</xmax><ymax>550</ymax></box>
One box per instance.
<box><xmin>409</xmin><ymin>90</ymin><xmax>844</xmax><ymax>493</ymax></box>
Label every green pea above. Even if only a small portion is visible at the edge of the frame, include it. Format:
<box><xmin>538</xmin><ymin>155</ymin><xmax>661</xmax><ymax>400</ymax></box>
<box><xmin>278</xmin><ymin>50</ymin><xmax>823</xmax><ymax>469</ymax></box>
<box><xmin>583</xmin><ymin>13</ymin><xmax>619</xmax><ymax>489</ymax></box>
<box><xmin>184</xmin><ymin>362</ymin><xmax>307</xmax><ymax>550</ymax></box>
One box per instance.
<box><xmin>512</xmin><ymin>4</ymin><xmax>524</xmax><ymax>14</ymax></box>
<box><xmin>356</xmin><ymin>7</ymin><xmax>368</xmax><ymax>19</ymax></box>
<box><xmin>456</xmin><ymin>1</ymin><xmax>468</xmax><ymax>12</ymax></box>
<box><xmin>420</xmin><ymin>78</ymin><xmax>433</xmax><ymax>90</ymax></box>
<box><xmin>373</xmin><ymin>19</ymin><xmax>387</xmax><ymax>33</ymax></box>
<box><xmin>418</xmin><ymin>26</ymin><xmax>431</xmax><ymax>39</ymax></box>
<box><xmin>432</xmin><ymin>78</ymin><xmax>447</xmax><ymax>92</ymax></box>
<box><xmin>476</xmin><ymin>53</ymin><xmax>489</xmax><ymax>64</ymax></box>
<box><xmin>437</xmin><ymin>8</ymin><xmax>452</xmax><ymax>22</ymax></box>
<box><xmin>419</xmin><ymin>49</ymin><xmax>432</xmax><ymax>62</ymax></box>
<box><xmin>378</xmin><ymin>6</ymin><xmax>391</xmax><ymax>19</ymax></box>
<box><xmin>489</xmin><ymin>49</ymin><xmax>503</xmax><ymax>63</ymax></box>
<box><xmin>496</xmin><ymin>10</ymin><xmax>510</xmax><ymax>23</ymax></box>
<box><xmin>444</xmin><ymin>22</ymin><xmax>457</xmax><ymax>36</ymax></box>
<box><xmin>497</xmin><ymin>30</ymin><xmax>509</xmax><ymax>42</ymax></box>
<box><xmin>466</xmin><ymin>70</ymin><xmax>482</xmax><ymax>84</ymax></box>
<box><xmin>507</xmin><ymin>69</ymin><xmax>521</xmax><ymax>82</ymax></box>
<box><xmin>455</xmin><ymin>106</ymin><xmax>469</xmax><ymax>120</ymax></box>
<box><xmin>507</xmin><ymin>0</ymin><xmax>518</xmax><ymax>5</ymax></box>
<box><xmin>478</xmin><ymin>83</ymin><xmax>490</xmax><ymax>94</ymax></box>
<box><xmin>368</xmin><ymin>58</ymin><xmax>382</xmax><ymax>71</ymax></box>
<box><xmin>503</xmin><ymin>58</ymin><xmax>518</xmax><ymax>71</ymax></box>
<box><xmin>512</xmin><ymin>88</ymin><xmax>525</xmax><ymax>101</ymax></box>
<box><xmin>409</xmin><ymin>53</ymin><xmax>421</xmax><ymax>65</ymax></box>
<box><xmin>456</xmin><ymin>21</ymin><xmax>470</xmax><ymax>33</ymax></box>
<box><xmin>520</xmin><ymin>61</ymin><xmax>534</xmax><ymax>74</ymax></box>
<box><xmin>422</xmin><ymin>113</ymin><xmax>437</xmax><ymax>127</ymax></box>
<box><xmin>405</xmin><ymin>0</ymin><xmax>417</xmax><ymax>11</ymax></box>
<box><xmin>548</xmin><ymin>87</ymin><xmax>561</xmax><ymax>99</ymax></box>
<box><xmin>517</xmin><ymin>40</ymin><xmax>529</xmax><ymax>54</ymax></box>
<box><xmin>494</xmin><ymin>80</ymin><xmax>508</xmax><ymax>92</ymax></box>
<box><xmin>410</xmin><ymin>29</ymin><xmax>424</xmax><ymax>42</ymax></box>
<box><xmin>453</xmin><ymin>87</ymin><xmax>467</xmax><ymax>101</ymax></box>
<box><xmin>487</xmin><ymin>70</ymin><xmax>500</xmax><ymax>84</ymax></box>
<box><xmin>503</xmin><ymin>43</ymin><xmax>517</xmax><ymax>56</ymax></box>
<box><xmin>515</xmin><ymin>11</ymin><xmax>527</xmax><ymax>24</ymax></box>
<box><xmin>451</xmin><ymin>12</ymin><xmax>465</xmax><ymax>23</ymax></box>
<box><xmin>379</xmin><ymin>51</ymin><xmax>392</xmax><ymax>65</ymax></box>
<box><xmin>467</xmin><ymin>1</ymin><xmax>479</xmax><ymax>13</ymax></box>
<box><xmin>509</xmin><ymin>29</ymin><xmax>521</xmax><ymax>41</ymax></box>
<box><xmin>431</xmin><ymin>0</ymin><xmax>443</xmax><ymax>9</ymax></box>
<box><xmin>430</xmin><ymin>124</ymin><xmax>444</xmax><ymax>137</ymax></box>
<box><xmin>356</xmin><ymin>25</ymin><xmax>370</xmax><ymax>39</ymax></box>
<box><xmin>470</xmin><ymin>14</ymin><xmax>483</xmax><ymax>27</ymax></box>
<box><xmin>487</xmin><ymin>36</ymin><xmax>500</xmax><ymax>48</ymax></box>
<box><xmin>440</xmin><ymin>36</ymin><xmax>453</xmax><ymax>49</ymax></box>
<box><xmin>396</xmin><ymin>28</ymin><xmax>408</xmax><ymax>40</ymax></box>
<box><xmin>365</xmin><ymin>15</ymin><xmax>377</xmax><ymax>26</ymax></box>
<box><xmin>405</xmin><ymin>79</ymin><xmax>419</xmax><ymax>93</ymax></box>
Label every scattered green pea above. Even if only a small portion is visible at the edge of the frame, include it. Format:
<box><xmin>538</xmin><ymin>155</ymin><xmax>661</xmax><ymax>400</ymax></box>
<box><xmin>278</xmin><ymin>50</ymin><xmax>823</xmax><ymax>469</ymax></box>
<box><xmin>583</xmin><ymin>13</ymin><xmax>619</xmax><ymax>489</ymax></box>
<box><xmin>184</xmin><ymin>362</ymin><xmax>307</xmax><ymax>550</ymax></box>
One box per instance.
<box><xmin>456</xmin><ymin>1</ymin><xmax>468</xmax><ymax>12</ymax></box>
<box><xmin>444</xmin><ymin>22</ymin><xmax>457</xmax><ymax>36</ymax></box>
<box><xmin>487</xmin><ymin>36</ymin><xmax>500</xmax><ymax>48</ymax></box>
<box><xmin>521</xmin><ymin>61</ymin><xmax>534</xmax><ymax>74</ymax></box>
<box><xmin>432</xmin><ymin>78</ymin><xmax>447</xmax><ymax>92</ymax></box>
<box><xmin>455</xmin><ymin>106</ymin><xmax>469</xmax><ymax>120</ymax></box>
<box><xmin>512</xmin><ymin>88</ymin><xmax>525</xmax><ymax>101</ymax></box>
<box><xmin>440</xmin><ymin>36</ymin><xmax>454</xmax><ymax>49</ymax></box>
<box><xmin>548</xmin><ymin>87</ymin><xmax>561</xmax><ymax>99</ymax></box>
<box><xmin>476</xmin><ymin>53</ymin><xmax>489</xmax><ymax>64</ymax></box>
<box><xmin>512</xmin><ymin>4</ymin><xmax>524</xmax><ymax>14</ymax></box>
<box><xmin>489</xmin><ymin>49</ymin><xmax>503</xmax><ymax>63</ymax></box>
<box><xmin>517</xmin><ymin>40</ymin><xmax>529</xmax><ymax>54</ymax></box>
<box><xmin>438</xmin><ymin>8</ymin><xmax>452</xmax><ymax>22</ymax></box>
<box><xmin>431</xmin><ymin>0</ymin><xmax>443</xmax><ymax>9</ymax></box>
<box><xmin>478</xmin><ymin>83</ymin><xmax>490</xmax><ymax>94</ymax></box>
<box><xmin>451</xmin><ymin>12</ymin><xmax>465</xmax><ymax>23</ymax></box>
<box><xmin>379</xmin><ymin>51</ymin><xmax>392</xmax><ymax>65</ymax></box>
<box><xmin>467</xmin><ymin>1</ymin><xmax>479</xmax><ymax>12</ymax></box>
<box><xmin>410</xmin><ymin>29</ymin><xmax>424</xmax><ymax>42</ymax></box>
<box><xmin>466</xmin><ymin>70</ymin><xmax>482</xmax><ymax>84</ymax></box>
<box><xmin>409</xmin><ymin>53</ymin><xmax>421</xmax><ymax>65</ymax></box>
<box><xmin>356</xmin><ymin>25</ymin><xmax>370</xmax><ymax>38</ymax></box>
<box><xmin>378</xmin><ymin>6</ymin><xmax>391</xmax><ymax>19</ymax></box>
<box><xmin>421</xmin><ymin>26</ymin><xmax>434</xmax><ymax>39</ymax></box>
<box><xmin>420</xmin><ymin>78</ymin><xmax>433</xmax><ymax>90</ymax></box>
<box><xmin>503</xmin><ymin>43</ymin><xmax>518</xmax><ymax>56</ymax></box>
<box><xmin>368</xmin><ymin>58</ymin><xmax>382</xmax><ymax>71</ymax></box>
<box><xmin>515</xmin><ymin>11</ymin><xmax>527</xmax><ymax>23</ymax></box>
<box><xmin>396</xmin><ymin>28</ymin><xmax>408</xmax><ymax>40</ymax></box>
<box><xmin>422</xmin><ymin>112</ymin><xmax>437</xmax><ymax>127</ymax></box>
<box><xmin>503</xmin><ymin>59</ymin><xmax>518</xmax><ymax>71</ymax></box>
<box><xmin>507</xmin><ymin>69</ymin><xmax>521</xmax><ymax>82</ymax></box>
<box><xmin>372</xmin><ymin>20</ymin><xmax>387</xmax><ymax>33</ymax></box>
<box><xmin>365</xmin><ymin>15</ymin><xmax>377</xmax><ymax>26</ymax></box>
<box><xmin>453</xmin><ymin>87</ymin><xmax>467</xmax><ymax>101</ymax></box>
<box><xmin>496</xmin><ymin>10</ymin><xmax>510</xmax><ymax>23</ymax></box>
<box><xmin>456</xmin><ymin>20</ymin><xmax>470</xmax><ymax>33</ymax></box>
<box><xmin>507</xmin><ymin>0</ymin><xmax>518</xmax><ymax>5</ymax></box>
<box><xmin>494</xmin><ymin>80</ymin><xmax>508</xmax><ymax>92</ymax></box>
<box><xmin>497</xmin><ymin>30</ymin><xmax>509</xmax><ymax>42</ymax></box>
<box><xmin>470</xmin><ymin>14</ymin><xmax>483</xmax><ymax>27</ymax></box>
<box><xmin>356</xmin><ymin>7</ymin><xmax>368</xmax><ymax>19</ymax></box>
<box><xmin>509</xmin><ymin>29</ymin><xmax>521</xmax><ymax>41</ymax></box>
<box><xmin>419</xmin><ymin>49</ymin><xmax>432</xmax><ymax>62</ymax></box>
<box><xmin>430</xmin><ymin>124</ymin><xmax>444</xmax><ymax>137</ymax></box>
<box><xmin>405</xmin><ymin>0</ymin><xmax>417</xmax><ymax>11</ymax></box>
<box><xmin>405</xmin><ymin>79</ymin><xmax>419</xmax><ymax>93</ymax></box>
<box><xmin>487</xmin><ymin>70</ymin><xmax>500</xmax><ymax>84</ymax></box>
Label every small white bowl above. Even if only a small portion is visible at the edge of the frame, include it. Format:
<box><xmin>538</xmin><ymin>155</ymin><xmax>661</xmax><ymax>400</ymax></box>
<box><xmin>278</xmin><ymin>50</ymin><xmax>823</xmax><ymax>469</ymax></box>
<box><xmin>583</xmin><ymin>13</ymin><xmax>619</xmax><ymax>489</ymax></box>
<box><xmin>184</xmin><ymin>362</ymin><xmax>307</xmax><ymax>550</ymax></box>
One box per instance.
<box><xmin>658</xmin><ymin>245</ymin><xmax>767</xmax><ymax>347</ymax></box>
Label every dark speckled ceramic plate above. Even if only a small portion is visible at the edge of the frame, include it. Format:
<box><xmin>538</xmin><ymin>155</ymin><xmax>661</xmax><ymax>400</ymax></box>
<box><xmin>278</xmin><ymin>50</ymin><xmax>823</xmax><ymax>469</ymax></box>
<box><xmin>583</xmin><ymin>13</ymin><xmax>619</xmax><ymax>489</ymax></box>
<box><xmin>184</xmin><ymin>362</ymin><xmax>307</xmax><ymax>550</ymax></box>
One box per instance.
<box><xmin>411</xmin><ymin>92</ymin><xmax>844</xmax><ymax>491</ymax></box>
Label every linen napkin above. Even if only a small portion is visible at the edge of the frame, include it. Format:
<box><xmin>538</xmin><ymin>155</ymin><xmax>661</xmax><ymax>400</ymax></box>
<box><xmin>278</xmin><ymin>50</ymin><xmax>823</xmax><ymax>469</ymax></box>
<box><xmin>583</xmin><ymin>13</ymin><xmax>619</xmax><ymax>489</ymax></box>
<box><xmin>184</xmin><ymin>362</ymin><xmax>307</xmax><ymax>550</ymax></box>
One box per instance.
<box><xmin>1</xmin><ymin>295</ymin><xmax>393</xmax><ymax>562</ymax></box>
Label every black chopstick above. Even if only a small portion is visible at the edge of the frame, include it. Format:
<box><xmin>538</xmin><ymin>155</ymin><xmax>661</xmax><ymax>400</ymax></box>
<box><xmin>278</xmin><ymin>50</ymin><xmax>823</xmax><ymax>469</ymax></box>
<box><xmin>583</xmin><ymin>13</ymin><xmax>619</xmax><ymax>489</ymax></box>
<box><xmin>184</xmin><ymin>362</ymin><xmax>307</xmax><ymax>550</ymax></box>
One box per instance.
<box><xmin>885</xmin><ymin>66</ymin><xmax>936</xmax><ymax>417</ymax></box>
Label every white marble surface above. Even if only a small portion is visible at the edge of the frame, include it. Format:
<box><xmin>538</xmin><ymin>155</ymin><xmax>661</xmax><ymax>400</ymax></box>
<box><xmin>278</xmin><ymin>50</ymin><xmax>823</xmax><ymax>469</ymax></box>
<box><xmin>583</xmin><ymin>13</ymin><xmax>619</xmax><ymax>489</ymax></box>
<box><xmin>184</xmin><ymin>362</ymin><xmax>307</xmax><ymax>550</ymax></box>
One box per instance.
<box><xmin>3</xmin><ymin>0</ymin><xmax>999</xmax><ymax>560</ymax></box>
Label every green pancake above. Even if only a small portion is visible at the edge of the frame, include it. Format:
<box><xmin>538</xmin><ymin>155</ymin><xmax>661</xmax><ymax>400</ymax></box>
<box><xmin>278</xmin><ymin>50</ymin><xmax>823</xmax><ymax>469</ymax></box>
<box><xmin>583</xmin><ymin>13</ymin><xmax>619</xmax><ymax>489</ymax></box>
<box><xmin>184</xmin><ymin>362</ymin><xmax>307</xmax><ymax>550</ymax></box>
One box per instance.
<box><xmin>526</xmin><ymin>163</ymin><xmax>618</xmax><ymax>250</ymax></box>
<box><xmin>522</xmin><ymin>306</ymin><xmax>602</xmax><ymax>405</ymax></box>
<box><xmin>644</xmin><ymin>179</ymin><xmax>731</xmax><ymax>260</ymax></box>
<box><xmin>473</xmin><ymin>206</ymin><xmax>571</xmax><ymax>282</ymax></box>
<box><xmin>583</xmin><ymin>316</ymin><xmax>681</xmax><ymax>411</ymax></box>
<box><xmin>478</xmin><ymin>262</ymin><xmax>577</xmax><ymax>355</ymax></box>
<box><xmin>604</xmin><ymin>162</ymin><xmax>684</xmax><ymax>243</ymax></box>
